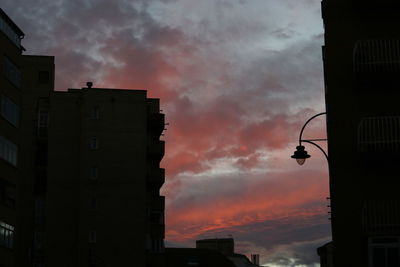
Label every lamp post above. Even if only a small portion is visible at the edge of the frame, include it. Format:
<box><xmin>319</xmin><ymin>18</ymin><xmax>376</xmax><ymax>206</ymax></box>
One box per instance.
<box><xmin>291</xmin><ymin>112</ymin><xmax>328</xmax><ymax>165</ymax></box>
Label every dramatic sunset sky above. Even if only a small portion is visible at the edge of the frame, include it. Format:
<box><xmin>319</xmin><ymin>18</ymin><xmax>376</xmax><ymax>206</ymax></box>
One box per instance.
<box><xmin>4</xmin><ymin>1</ymin><xmax>330</xmax><ymax>266</ymax></box>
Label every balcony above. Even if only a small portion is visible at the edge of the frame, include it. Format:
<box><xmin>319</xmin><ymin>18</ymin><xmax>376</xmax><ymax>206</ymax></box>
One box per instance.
<box><xmin>149</xmin><ymin>223</ymin><xmax>165</xmax><ymax>238</ymax></box>
<box><xmin>0</xmin><ymin>9</ymin><xmax>24</xmax><ymax>48</ymax></box>
<box><xmin>362</xmin><ymin>200</ymin><xmax>400</xmax><ymax>235</ymax></box>
<box><xmin>358</xmin><ymin>116</ymin><xmax>400</xmax><ymax>153</ymax></box>
<box><xmin>148</xmin><ymin>195</ymin><xmax>165</xmax><ymax>211</ymax></box>
<box><xmin>358</xmin><ymin>116</ymin><xmax>400</xmax><ymax>168</ymax></box>
<box><xmin>353</xmin><ymin>40</ymin><xmax>400</xmax><ymax>89</ymax></box>
<box><xmin>147</xmin><ymin>140</ymin><xmax>165</xmax><ymax>162</ymax></box>
<box><xmin>147</xmin><ymin>168</ymin><xmax>165</xmax><ymax>190</ymax></box>
<box><xmin>350</xmin><ymin>0</ymin><xmax>400</xmax><ymax>13</ymax></box>
<box><xmin>148</xmin><ymin>113</ymin><xmax>165</xmax><ymax>138</ymax></box>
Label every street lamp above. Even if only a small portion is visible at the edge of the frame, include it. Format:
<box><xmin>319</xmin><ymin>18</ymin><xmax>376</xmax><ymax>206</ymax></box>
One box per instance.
<box><xmin>291</xmin><ymin>112</ymin><xmax>328</xmax><ymax>165</ymax></box>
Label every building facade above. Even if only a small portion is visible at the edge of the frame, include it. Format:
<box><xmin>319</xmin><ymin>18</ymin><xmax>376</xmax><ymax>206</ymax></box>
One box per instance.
<box><xmin>0</xmin><ymin>8</ymin><xmax>23</xmax><ymax>267</ymax></box>
<box><xmin>0</xmin><ymin>8</ymin><xmax>55</xmax><ymax>267</ymax></box>
<box><xmin>41</xmin><ymin>87</ymin><xmax>166</xmax><ymax>267</ymax></box>
<box><xmin>322</xmin><ymin>1</ymin><xmax>400</xmax><ymax>266</ymax></box>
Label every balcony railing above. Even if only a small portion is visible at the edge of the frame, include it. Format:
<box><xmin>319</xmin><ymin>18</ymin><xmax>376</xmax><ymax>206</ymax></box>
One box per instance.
<box><xmin>358</xmin><ymin>116</ymin><xmax>400</xmax><ymax>153</ymax></box>
<box><xmin>362</xmin><ymin>200</ymin><xmax>400</xmax><ymax>235</ymax></box>
<box><xmin>147</xmin><ymin>168</ymin><xmax>165</xmax><ymax>190</ymax></box>
<box><xmin>148</xmin><ymin>113</ymin><xmax>165</xmax><ymax>138</ymax></box>
<box><xmin>0</xmin><ymin>10</ymin><xmax>23</xmax><ymax>48</ymax></box>
<box><xmin>148</xmin><ymin>196</ymin><xmax>165</xmax><ymax>211</ymax></box>
<box><xmin>147</xmin><ymin>140</ymin><xmax>165</xmax><ymax>162</ymax></box>
<box><xmin>353</xmin><ymin>40</ymin><xmax>400</xmax><ymax>89</ymax></box>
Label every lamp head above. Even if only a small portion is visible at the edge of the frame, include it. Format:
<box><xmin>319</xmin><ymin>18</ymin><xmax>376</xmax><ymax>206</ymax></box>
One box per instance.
<box><xmin>291</xmin><ymin>145</ymin><xmax>311</xmax><ymax>165</ymax></box>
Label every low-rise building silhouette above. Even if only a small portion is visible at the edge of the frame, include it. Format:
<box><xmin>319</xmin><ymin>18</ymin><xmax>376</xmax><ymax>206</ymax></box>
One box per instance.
<box><xmin>194</xmin><ymin>238</ymin><xmax>260</xmax><ymax>267</ymax></box>
<box><xmin>196</xmin><ymin>238</ymin><xmax>235</xmax><ymax>255</ymax></box>
<box><xmin>165</xmin><ymin>248</ymin><xmax>237</xmax><ymax>267</ymax></box>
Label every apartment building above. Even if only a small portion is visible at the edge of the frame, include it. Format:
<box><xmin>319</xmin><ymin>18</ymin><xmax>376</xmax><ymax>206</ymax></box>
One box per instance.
<box><xmin>0</xmin><ymin>8</ymin><xmax>23</xmax><ymax>267</ymax></box>
<box><xmin>38</xmin><ymin>86</ymin><xmax>166</xmax><ymax>267</ymax></box>
<box><xmin>322</xmin><ymin>1</ymin><xmax>400</xmax><ymax>266</ymax></box>
<box><xmin>0</xmin><ymin>8</ymin><xmax>55</xmax><ymax>267</ymax></box>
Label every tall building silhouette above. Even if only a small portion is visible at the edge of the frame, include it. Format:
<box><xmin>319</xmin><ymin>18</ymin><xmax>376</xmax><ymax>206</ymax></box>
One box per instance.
<box><xmin>322</xmin><ymin>1</ymin><xmax>400</xmax><ymax>266</ymax></box>
<box><xmin>0</xmin><ymin>9</ymin><xmax>165</xmax><ymax>267</ymax></box>
<box><xmin>0</xmin><ymin>8</ymin><xmax>55</xmax><ymax>267</ymax></box>
<box><xmin>0</xmin><ymin>8</ymin><xmax>24</xmax><ymax>267</ymax></box>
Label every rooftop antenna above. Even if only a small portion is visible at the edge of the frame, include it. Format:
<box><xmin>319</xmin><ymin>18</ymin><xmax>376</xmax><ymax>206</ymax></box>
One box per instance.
<box><xmin>86</xmin><ymin>81</ymin><xmax>93</xmax><ymax>88</ymax></box>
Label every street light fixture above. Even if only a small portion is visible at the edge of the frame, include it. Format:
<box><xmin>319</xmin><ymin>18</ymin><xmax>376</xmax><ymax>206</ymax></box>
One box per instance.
<box><xmin>291</xmin><ymin>112</ymin><xmax>328</xmax><ymax>165</ymax></box>
<box><xmin>291</xmin><ymin>145</ymin><xmax>310</xmax><ymax>165</ymax></box>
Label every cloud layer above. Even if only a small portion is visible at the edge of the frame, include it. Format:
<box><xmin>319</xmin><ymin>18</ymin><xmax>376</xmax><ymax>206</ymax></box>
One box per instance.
<box><xmin>3</xmin><ymin>0</ymin><xmax>329</xmax><ymax>265</ymax></box>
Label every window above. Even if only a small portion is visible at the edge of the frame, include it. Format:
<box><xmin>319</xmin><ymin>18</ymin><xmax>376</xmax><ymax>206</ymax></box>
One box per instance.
<box><xmin>151</xmin><ymin>237</ymin><xmax>164</xmax><ymax>253</ymax></box>
<box><xmin>146</xmin><ymin>234</ymin><xmax>164</xmax><ymax>253</ymax></box>
<box><xmin>1</xmin><ymin>95</ymin><xmax>19</xmax><ymax>127</ymax></box>
<box><xmin>35</xmin><ymin>198</ymin><xmax>46</xmax><ymax>225</ymax></box>
<box><xmin>89</xmin><ymin>167</ymin><xmax>98</xmax><ymax>180</ymax></box>
<box><xmin>89</xmin><ymin>137</ymin><xmax>98</xmax><ymax>150</ymax></box>
<box><xmin>0</xmin><ymin>221</ymin><xmax>14</xmax><ymax>249</ymax></box>
<box><xmin>0</xmin><ymin>15</ymin><xmax>22</xmax><ymax>47</ymax></box>
<box><xmin>3</xmin><ymin>185</ymin><xmax>15</xmax><ymax>208</ymax></box>
<box><xmin>90</xmin><ymin>197</ymin><xmax>97</xmax><ymax>210</ymax></box>
<box><xmin>34</xmin><ymin>231</ymin><xmax>45</xmax><ymax>250</ymax></box>
<box><xmin>369</xmin><ymin>237</ymin><xmax>400</xmax><ymax>267</ymax></box>
<box><xmin>0</xmin><ymin>136</ymin><xmax>18</xmax><ymax>166</ymax></box>
<box><xmin>90</xmin><ymin>106</ymin><xmax>99</xmax><ymax>119</ymax></box>
<box><xmin>89</xmin><ymin>231</ymin><xmax>96</xmax><ymax>243</ymax></box>
<box><xmin>3</xmin><ymin>57</ymin><xmax>21</xmax><ymax>87</ymax></box>
<box><xmin>37</xmin><ymin>110</ymin><xmax>49</xmax><ymax>138</ymax></box>
<box><xmin>89</xmin><ymin>247</ymin><xmax>97</xmax><ymax>265</ymax></box>
<box><xmin>38</xmin><ymin>110</ymin><xmax>49</xmax><ymax>128</ymax></box>
<box><xmin>187</xmin><ymin>259</ymin><xmax>199</xmax><ymax>266</ymax></box>
<box><xmin>0</xmin><ymin>183</ymin><xmax>15</xmax><ymax>208</ymax></box>
<box><xmin>38</xmin><ymin>71</ymin><xmax>49</xmax><ymax>84</ymax></box>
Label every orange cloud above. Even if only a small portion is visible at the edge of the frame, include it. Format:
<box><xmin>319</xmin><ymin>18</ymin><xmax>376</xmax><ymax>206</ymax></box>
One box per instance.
<box><xmin>165</xmin><ymin>170</ymin><xmax>329</xmax><ymax>242</ymax></box>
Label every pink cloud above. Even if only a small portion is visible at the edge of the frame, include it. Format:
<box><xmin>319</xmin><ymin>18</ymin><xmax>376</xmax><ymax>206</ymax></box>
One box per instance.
<box><xmin>4</xmin><ymin>1</ymin><xmax>328</xmax><ymax>265</ymax></box>
<box><xmin>166</xmin><ymin>169</ymin><xmax>329</xmax><ymax>242</ymax></box>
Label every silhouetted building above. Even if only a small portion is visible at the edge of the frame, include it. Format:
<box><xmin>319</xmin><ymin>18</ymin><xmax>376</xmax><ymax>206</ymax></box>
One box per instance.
<box><xmin>196</xmin><ymin>238</ymin><xmax>235</xmax><ymax>255</ymax></box>
<box><xmin>195</xmin><ymin>238</ymin><xmax>259</xmax><ymax>267</ymax></box>
<box><xmin>165</xmin><ymin>248</ymin><xmax>236</xmax><ymax>267</ymax></box>
<box><xmin>38</xmin><ymin>86</ymin><xmax>165</xmax><ymax>267</ymax></box>
<box><xmin>322</xmin><ymin>1</ymin><xmax>400</xmax><ymax>266</ymax></box>
<box><xmin>0</xmin><ymin>8</ymin><xmax>54</xmax><ymax>267</ymax></box>
<box><xmin>0</xmin><ymin>8</ymin><xmax>22</xmax><ymax>267</ymax></box>
<box><xmin>317</xmin><ymin>241</ymin><xmax>334</xmax><ymax>267</ymax></box>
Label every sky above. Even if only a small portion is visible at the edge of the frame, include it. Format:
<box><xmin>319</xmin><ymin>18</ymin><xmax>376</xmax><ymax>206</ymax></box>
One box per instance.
<box><xmin>3</xmin><ymin>1</ymin><xmax>330</xmax><ymax>266</ymax></box>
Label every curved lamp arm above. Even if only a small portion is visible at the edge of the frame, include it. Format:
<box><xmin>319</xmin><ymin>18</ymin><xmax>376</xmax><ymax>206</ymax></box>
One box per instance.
<box><xmin>291</xmin><ymin>112</ymin><xmax>328</xmax><ymax>164</ymax></box>
<box><xmin>298</xmin><ymin>112</ymin><xmax>327</xmax><ymax>145</ymax></box>
<box><xmin>302</xmin><ymin>140</ymin><xmax>329</xmax><ymax>162</ymax></box>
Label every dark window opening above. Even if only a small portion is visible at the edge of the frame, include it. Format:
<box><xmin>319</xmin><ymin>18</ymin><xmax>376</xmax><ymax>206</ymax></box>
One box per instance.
<box><xmin>38</xmin><ymin>71</ymin><xmax>49</xmax><ymax>84</ymax></box>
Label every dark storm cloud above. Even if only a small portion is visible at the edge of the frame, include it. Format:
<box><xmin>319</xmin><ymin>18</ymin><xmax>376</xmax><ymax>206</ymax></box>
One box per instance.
<box><xmin>2</xmin><ymin>0</ymin><xmax>190</xmax><ymax>93</ymax></box>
